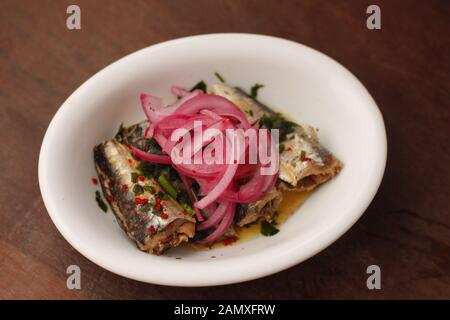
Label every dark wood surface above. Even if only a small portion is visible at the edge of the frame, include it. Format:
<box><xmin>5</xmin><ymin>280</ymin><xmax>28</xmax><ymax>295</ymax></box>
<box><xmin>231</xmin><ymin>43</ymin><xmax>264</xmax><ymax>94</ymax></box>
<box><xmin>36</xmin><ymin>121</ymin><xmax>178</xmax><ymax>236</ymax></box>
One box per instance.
<box><xmin>1</xmin><ymin>0</ymin><xmax>449</xmax><ymax>299</ymax></box>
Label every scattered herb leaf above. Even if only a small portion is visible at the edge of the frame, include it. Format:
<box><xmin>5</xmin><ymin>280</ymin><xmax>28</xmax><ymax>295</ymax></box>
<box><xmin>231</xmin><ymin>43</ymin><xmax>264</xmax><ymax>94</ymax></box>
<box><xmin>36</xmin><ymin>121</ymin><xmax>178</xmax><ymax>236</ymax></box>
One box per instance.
<box><xmin>131</xmin><ymin>172</ymin><xmax>139</xmax><ymax>183</ymax></box>
<box><xmin>190</xmin><ymin>80</ymin><xmax>207</xmax><ymax>93</ymax></box>
<box><xmin>279</xmin><ymin>143</ymin><xmax>285</xmax><ymax>153</ymax></box>
<box><xmin>260</xmin><ymin>221</ymin><xmax>279</xmax><ymax>236</ymax></box>
<box><xmin>145</xmin><ymin>137</ymin><xmax>163</xmax><ymax>154</ymax></box>
<box><xmin>156</xmin><ymin>191</ymin><xmax>169</xmax><ymax>200</ymax></box>
<box><xmin>181</xmin><ymin>203</ymin><xmax>195</xmax><ymax>216</ymax></box>
<box><xmin>158</xmin><ymin>175</ymin><xmax>178</xmax><ymax>199</ymax></box>
<box><xmin>250</xmin><ymin>83</ymin><xmax>264</xmax><ymax>99</ymax></box>
<box><xmin>214</xmin><ymin>72</ymin><xmax>225</xmax><ymax>83</ymax></box>
<box><xmin>95</xmin><ymin>190</ymin><xmax>108</xmax><ymax>213</ymax></box>
<box><xmin>133</xmin><ymin>184</ymin><xmax>144</xmax><ymax>196</ymax></box>
<box><xmin>139</xmin><ymin>203</ymin><xmax>154</xmax><ymax>213</ymax></box>
<box><xmin>259</xmin><ymin>114</ymin><xmax>296</xmax><ymax>141</ymax></box>
<box><xmin>143</xmin><ymin>185</ymin><xmax>155</xmax><ymax>193</ymax></box>
<box><xmin>114</xmin><ymin>123</ymin><xmax>124</xmax><ymax>141</ymax></box>
<box><xmin>133</xmin><ymin>125</ymin><xmax>143</xmax><ymax>138</ymax></box>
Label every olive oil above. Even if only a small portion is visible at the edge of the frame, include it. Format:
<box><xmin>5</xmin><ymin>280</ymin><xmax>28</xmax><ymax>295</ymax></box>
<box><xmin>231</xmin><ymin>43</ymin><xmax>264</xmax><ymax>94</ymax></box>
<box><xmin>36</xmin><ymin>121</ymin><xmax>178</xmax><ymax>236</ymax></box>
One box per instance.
<box><xmin>187</xmin><ymin>191</ymin><xmax>309</xmax><ymax>251</ymax></box>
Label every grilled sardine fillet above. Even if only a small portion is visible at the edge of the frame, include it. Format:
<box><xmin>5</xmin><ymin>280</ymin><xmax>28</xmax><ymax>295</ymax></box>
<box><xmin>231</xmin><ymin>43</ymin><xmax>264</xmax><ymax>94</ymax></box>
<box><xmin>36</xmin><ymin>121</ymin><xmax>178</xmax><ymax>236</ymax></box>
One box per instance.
<box><xmin>235</xmin><ymin>188</ymin><xmax>282</xmax><ymax>227</ymax></box>
<box><xmin>94</xmin><ymin>140</ymin><xmax>195</xmax><ymax>255</ymax></box>
<box><xmin>213</xmin><ymin>83</ymin><xmax>342</xmax><ymax>192</ymax></box>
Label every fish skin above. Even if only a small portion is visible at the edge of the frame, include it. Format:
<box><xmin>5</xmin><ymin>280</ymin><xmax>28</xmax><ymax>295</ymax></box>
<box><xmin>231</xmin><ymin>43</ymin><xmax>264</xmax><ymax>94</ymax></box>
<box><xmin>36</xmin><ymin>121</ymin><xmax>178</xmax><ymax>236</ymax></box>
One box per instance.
<box><xmin>94</xmin><ymin>139</ymin><xmax>195</xmax><ymax>255</ymax></box>
<box><xmin>235</xmin><ymin>189</ymin><xmax>282</xmax><ymax>227</ymax></box>
<box><xmin>212</xmin><ymin>84</ymin><xmax>275</xmax><ymax>119</ymax></box>
<box><xmin>212</xmin><ymin>83</ymin><xmax>342</xmax><ymax>192</ymax></box>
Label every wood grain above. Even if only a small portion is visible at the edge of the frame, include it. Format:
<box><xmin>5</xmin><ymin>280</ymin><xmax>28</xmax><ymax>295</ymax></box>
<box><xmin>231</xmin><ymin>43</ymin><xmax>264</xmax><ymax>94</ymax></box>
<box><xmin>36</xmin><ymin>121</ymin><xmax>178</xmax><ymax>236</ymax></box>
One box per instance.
<box><xmin>0</xmin><ymin>0</ymin><xmax>449</xmax><ymax>299</ymax></box>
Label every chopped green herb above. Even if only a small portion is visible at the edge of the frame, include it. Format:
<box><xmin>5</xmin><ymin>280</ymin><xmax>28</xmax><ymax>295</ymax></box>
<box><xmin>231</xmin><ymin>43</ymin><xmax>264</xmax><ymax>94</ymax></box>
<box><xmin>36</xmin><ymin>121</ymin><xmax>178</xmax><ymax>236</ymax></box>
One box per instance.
<box><xmin>190</xmin><ymin>80</ymin><xmax>207</xmax><ymax>93</ymax></box>
<box><xmin>145</xmin><ymin>137</ymin><xmax>163</xmax><ymax>154</ymax></box>
<box><xmin>139</xmin><ymin>203</ymin><xmax>154</xmax><ymax>213</ymax></box>
<box><xmin>114</xmin><ymin>123</ymin><xmax>124</xmax><ymax>141</ymax></box>
<box><xmin>279</xmin><ymin>143</ymin><xmax>285</xmax><ymax>153</ymax></box>
<box><xmin>131</xmin><ymin>172</ymin><xmax>139</xmax><ymax>183</ymax></box>
<box><xmin>137</xmin><ymin>162</ymin><xmax>164</xmax><ymax>179</ymax></box>
<box><xmin>156</xmin><ymin>191</ymin><xmax>169</xmax><ymax>200</ymax></box>
<box><xmin>175</xmin><ymin>257</ymin><xmax>182</xmax><ymax>260</ymax></box>
<box><xmin>250</xmin><ymin>83</ymin><xmax>264</xmax><ymax>99</ymax></box>
<box><xmin>249</xmin><ymin>109</ymin><xmax>254</xmax><ymax>117</ymax></box>
<box><xmin>133</xmin><ymin>184</ymin><xmax>144</xmax><ymax>196</ymax></box>
<box><xmin>143</xmin><ymin>185</ymin><xmax>155</xmax><ymax>193</ymax></box>
<box><xmin>181</xmin><ymin>203</ymin><xmax>195</xmax><ymax>216</ymax></box>
<box><xmin>260</xmin><ymin>221</ymin><xmax>279</xmax><ymax>236</ymax></box>
<box><xmin>300</xmin><ymin>150</ymin><xmax>306</xmax><ymax>161</ymax></box>
<box><xmin>259</xmin><ymin>114</ymin><xmax>297</xmax><ymax>141</ymax></box>
<box><xmin>95</xmin><ymin>190</ymin><xmax>108</xmax><ymax>213</ymax></box>
<box><xmin>214</xmin><ymin>72</ymin><xmax>225</xmax><ymax>83</ymax></box>
<box><xmin>158</xmin><ymin>175</ymin><xmax>178</xmax><ymax>199</ymax></box>
<box><xmin>133</xmin><ymin>125</ymin><xmax>143</xmax><ymax>138</ymax></box>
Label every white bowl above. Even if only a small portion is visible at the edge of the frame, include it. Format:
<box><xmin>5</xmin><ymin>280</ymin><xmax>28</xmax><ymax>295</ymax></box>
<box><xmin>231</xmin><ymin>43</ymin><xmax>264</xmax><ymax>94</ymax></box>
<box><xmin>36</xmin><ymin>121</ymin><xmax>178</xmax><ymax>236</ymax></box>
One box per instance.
<box><xmin>39</xmin><ymin>34</ymin><xmax>386</xmax><ymax>286</ymax></box>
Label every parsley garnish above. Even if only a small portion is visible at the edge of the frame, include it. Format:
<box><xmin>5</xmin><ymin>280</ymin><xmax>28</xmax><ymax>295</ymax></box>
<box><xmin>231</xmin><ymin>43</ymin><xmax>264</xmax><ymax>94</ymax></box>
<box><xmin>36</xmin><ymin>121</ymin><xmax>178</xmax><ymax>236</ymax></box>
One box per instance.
<box><xmin>259</xmin><ymin>114</ymin><xmax>296</xmax><ymax>141</ymax></box>
<box><xmin>190</xmin><ymin>81</ymin><xmax>207</xmax><ymax>93</ymax></box>
<box><xmin>250</xmin><ymin>83</ymin><xmax>264</xmax><ymax>99</ymax></box>
<box><xmin>133</xmin><ymin>184</ymin><xmax>144</xmax><ymax>196</ymax></box>
<box><xmin>95</xmin><ymin>190</ymin><xmax>108</xmax><ymax>213</ymax></box>
<box><xmin>114</xmin><ymin>123</ymin><xmax>124</xmax><ymax>141</ymax></box>
<box><xmin>143</xmin><ymin>185</ymin><xmax>155</xmax><ymax>193</ymax></box>
<box><xmin>131</xmin><ymin>172</ymin><xmax>139</xmax><ymax>183</ymax></box>
<box><xmin>156</xmin><ymin>191</ymin><xmax>169</xmax><ymax>200</ymax></box>
<box><xmin>214</xmin><ymin>72</ymin><xmax>225</xmax><ymax>83</ymax></box>
<box><xmin>260</xmin><ymin>221</ymin><xmax>279</xmax><ymax>236</ymax></box>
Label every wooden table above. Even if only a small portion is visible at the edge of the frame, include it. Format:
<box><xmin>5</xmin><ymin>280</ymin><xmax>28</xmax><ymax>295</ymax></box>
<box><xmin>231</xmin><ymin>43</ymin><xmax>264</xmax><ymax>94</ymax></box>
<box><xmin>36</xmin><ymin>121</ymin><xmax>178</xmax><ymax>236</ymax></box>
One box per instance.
<box><xmin>1</xmin><ymin>0</ymin><xmax>449</xmax><ymax>299</ymax></box>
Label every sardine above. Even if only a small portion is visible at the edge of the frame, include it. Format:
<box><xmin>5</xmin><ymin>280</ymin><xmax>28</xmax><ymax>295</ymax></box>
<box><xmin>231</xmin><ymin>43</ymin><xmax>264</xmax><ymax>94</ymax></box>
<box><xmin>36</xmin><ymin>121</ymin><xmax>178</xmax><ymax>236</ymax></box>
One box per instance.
<box><xmin>94</xmin><ymin>138</ymin><xmax>195</xmax><ymax>255</ymax></box>
<box><xmin>212</xmin><ymin>83</ymin><xmax>342</xmax><ymax>192</ymax></box>
<box><xmin>235</xmin><ymin>189</ymin><xmax>282</xmax><ymax>227</ymax></box>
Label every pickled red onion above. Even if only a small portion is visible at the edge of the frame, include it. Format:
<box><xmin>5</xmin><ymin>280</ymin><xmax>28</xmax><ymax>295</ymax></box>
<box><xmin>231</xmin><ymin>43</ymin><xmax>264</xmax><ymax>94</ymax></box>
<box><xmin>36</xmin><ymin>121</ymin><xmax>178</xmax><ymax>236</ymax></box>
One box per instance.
<box><xmin>133</xmin><ymin>87</ymin><xmax>278</xmax><ymax>244</ymax></box>
<box><xmin>130</xmin><ymin>145</ymin><xmax>172</xmax><ymax>164</ymax></box>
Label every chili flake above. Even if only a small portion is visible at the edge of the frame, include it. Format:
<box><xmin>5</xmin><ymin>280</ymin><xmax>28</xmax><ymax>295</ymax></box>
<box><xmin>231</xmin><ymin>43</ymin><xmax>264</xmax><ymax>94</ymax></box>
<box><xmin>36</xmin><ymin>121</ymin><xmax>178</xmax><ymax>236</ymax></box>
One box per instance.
<box><xmin>127</xmin><ymin>158</ymin><xmax>133</xmax><ymax>164</ymax></box>
<box><xmin>160</xmin><ymin>213</ymin><xmax>169</xmax><ymax>219</ymax></box>
<box><xmin>122</xmin><ymin>184</ymin><xmax>128</xmax><ymax>191</ymax></box>
<box><xmin>91</xmin><ymin>178</ymin><xmax>98</xmax><ymax>185</ymax></box>
<box><xmin>223</xmin><ymin>237</ymin><xmax>238</xmax><ymax>246</ymax></box>
<box><xmin>138</xmin><ymin>175</ymin><xmax>145</xmax><ymax>182</ymax></box>
<box><xmin>147</xmin><ymin>225</ymin><xmax>156</xmax><ymax>233</ymax></box>
<box><xmin>135</xmin><ymin>197</ymin><xmax>148</xmax><ymax>205</ymax></box>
